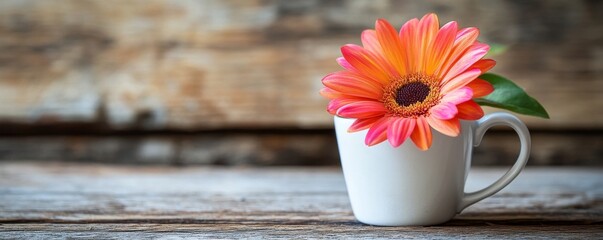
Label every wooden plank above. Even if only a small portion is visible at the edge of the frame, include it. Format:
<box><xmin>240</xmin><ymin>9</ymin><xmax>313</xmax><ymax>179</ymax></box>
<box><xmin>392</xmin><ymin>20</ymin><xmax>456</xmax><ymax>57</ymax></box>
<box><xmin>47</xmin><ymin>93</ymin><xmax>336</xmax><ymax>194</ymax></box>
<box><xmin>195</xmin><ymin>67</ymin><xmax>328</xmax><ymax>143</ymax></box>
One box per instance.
<box><xmin>0</xmin><ymin>0</ymin><xmax>601</xmax><ymax>130</ymax></box>
<box><xmin>0</xmin><ymin>131</ymin><xmax>601</xmax><ymax>166</ymax></box>
<box><xmin>1</xmin><ymin>224</ymin><xmax>601</xmax><ymax>239</ymax></box>
<box><xmin>0</xmin><ymin>162</ymin><xmax>601</xmax><ymax>238</ymax></box>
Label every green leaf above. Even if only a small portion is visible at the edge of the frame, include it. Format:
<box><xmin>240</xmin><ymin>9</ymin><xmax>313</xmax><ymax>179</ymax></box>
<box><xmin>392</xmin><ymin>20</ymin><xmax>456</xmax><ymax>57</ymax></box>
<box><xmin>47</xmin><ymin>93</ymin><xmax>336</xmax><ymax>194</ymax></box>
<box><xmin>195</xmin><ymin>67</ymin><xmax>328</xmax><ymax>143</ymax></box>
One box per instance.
<box><xmin>475</xmin><ymin>73</ymin><xmax>550</xmax><ymax>119</ymax></box>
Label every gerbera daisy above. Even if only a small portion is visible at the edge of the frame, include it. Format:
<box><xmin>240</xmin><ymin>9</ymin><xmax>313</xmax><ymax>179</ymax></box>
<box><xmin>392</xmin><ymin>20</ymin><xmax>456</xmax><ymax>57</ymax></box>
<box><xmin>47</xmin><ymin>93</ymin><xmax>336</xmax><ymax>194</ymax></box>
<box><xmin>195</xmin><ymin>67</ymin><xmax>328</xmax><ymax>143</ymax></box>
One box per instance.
<box><xmin>321</xmin><ymin>13</ymin><xmax>496</xmax><ymax>150</ymax></box>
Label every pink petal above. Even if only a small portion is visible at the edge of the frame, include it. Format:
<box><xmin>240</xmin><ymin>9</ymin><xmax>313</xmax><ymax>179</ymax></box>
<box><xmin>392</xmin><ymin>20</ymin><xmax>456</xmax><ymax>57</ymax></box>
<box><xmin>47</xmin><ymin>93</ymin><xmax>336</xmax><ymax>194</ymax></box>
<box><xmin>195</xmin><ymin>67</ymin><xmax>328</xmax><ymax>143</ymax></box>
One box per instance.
<box><xmin>441</xmin><ymin>68</ymin><xmax>481</xmax><ymax>94</ymax></box>
<box><xmin>442</xmin><ymin>43</ymin><xmax>490</xmax><ymax>84</ymax></box>
<box><xmin>327</xmin><ymin>98</ymin><xmax>363</xmax><ymax>115</ymax></box>
<box><xmin>361</xmin><ymin>29</ymin><xmax>383</xmax><ymax>54</ymax></box>
<box><xmin>327</xmin><ymin>99</ymin><xmax>341</xmax><ymax>114</ymax></box>
<box><xmin>427</xmin><ymin>21</ymin><xmax>457</xmax><ymax>75</ymax></box>
<box><xmin>365</xmin><ymin>117</ymin><xmax>390</xmax><ymax>146</ymax></box>
<box><xmin>336</xmin><ymin>57</ymin><xmax>355</xmax><ymax>71</ymax></box>
<box><xmin>430</xmin><ymin>102</ymin><xmax>458</xmax><ymax>120</ymax></box>
<box><xmin>387</xmin><ymin>117</ymin><xmax>416</xmax><ymax>147</ymax></box>
<box><xmin>441</xmin><ymin>87</ymin><xmax>473</xmax><ymax>105</ymax></box>
<box><xmin>435</xmin><ymin>27</ymin><xmax>479</xmax><ymax>78</ymax></box>
<box><xmin>426</xmin><ymin>116</ymin><xmax>460</xmax><ymax>137</ymax></box>
<box><xmin>336</xmin><ymin>101</ymin><xmax>387</xmax><ymax>119</ymax></box>
<box><xmin>455</xmin><ymin>27</ymin><xmax>479</xmax><ymax>43</ymax></box>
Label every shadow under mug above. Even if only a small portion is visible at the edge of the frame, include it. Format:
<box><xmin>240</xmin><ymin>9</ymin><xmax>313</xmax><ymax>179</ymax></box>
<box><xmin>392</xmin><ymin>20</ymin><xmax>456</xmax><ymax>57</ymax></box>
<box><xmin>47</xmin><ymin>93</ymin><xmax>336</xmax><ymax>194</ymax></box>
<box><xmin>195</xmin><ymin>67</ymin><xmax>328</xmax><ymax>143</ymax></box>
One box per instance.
<box><xmin>334</xmin><ymin>112</ymin><xmax>531</xmax><ymax>226</ymax></box>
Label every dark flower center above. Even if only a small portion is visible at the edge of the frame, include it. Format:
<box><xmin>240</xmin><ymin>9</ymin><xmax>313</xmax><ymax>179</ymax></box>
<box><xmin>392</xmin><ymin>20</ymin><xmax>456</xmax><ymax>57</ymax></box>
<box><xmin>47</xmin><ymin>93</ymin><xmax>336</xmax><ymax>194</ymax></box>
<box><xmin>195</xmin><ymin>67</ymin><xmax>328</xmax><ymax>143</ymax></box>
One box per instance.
<box><xmin>395</xmin><ymin>82</ymin><xmax>431</xmax><ymax>107</ymax></box>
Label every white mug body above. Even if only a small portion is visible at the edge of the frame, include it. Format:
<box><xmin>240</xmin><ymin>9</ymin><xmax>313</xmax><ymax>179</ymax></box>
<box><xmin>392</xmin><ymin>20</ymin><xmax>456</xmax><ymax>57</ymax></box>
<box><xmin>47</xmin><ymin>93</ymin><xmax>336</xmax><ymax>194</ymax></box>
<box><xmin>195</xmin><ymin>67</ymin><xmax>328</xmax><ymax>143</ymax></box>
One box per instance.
<box><xmin>335</xmin><ymin>117</ymin><xmax>473</xmax><ymax>226</ymax></box>
<box><xmin>334</xmin><ymin>113</ymin><xmax>530</xmax><ymax>226</ymax></box>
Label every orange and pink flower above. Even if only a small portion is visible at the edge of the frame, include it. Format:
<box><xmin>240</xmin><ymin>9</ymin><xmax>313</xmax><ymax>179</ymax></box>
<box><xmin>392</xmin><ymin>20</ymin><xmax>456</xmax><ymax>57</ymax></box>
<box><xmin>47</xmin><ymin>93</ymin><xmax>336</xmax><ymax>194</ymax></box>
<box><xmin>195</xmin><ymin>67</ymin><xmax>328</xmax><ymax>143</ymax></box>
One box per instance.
<box><xmin>321</xmin><ymin>13</ymin><xmax>495</xmax><ymax>150</ymax></box>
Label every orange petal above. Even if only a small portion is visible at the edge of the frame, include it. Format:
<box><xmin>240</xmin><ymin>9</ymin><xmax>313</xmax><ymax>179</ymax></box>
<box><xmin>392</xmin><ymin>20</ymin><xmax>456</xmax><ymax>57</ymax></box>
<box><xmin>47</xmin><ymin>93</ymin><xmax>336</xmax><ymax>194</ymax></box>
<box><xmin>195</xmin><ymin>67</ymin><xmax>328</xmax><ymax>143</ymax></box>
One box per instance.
<box><xmin>387</xmin><ymin>117</ymin><xmax>416</xmax><ymax>147</ymax></box>
<box><xmin>375</xmin><ymin>19</ymin><xmax>406</xmax><ymax>76</ymax></box>
<box><xmin>427</xmin><ymin>21</ymin><xmax>457</xmax><ymax>75</ymax></box>
<box><xmin>471</xmin><ymin>59</ymin><xmax>496</xmax><ymax>73</ymax></box>
<box><xmin>417</xmin><ymin>13</ymin><xmax>440</xmax><ymax>72</ymax></box>
<box><xmin>399</xmin><ymin>18</ymin><xmax>419</xmax><ymax>72</ymax></box>
<box><xmin>410</xmin><ymin>117</ymin><xmax>432</xmax><ymax>150</ymax></box>
<box><xmin>322</xmin><ymin>71</ymin><xmax>383</xmax><ymax>99</ymax></box>
<box><xmin>365</xmin><ymin>117</ymin><xmax>390</xmax><ymax>146</ymax></box>
<box><xmin>466</xmin><ymin>78</ymin><xmax>494</xmax><ymax>98</ymax></box>
<box><xmin>348</xmin><ymin>116</ymin><xmax>382</xmax><ymax>133</ymax></box>
<box><xmin>319</xmin><ymin>87</ymin><xmax>344</xmax><ymax>99</ymax></box>
<box><xmin>336</xmin><ymin>101</ymin><xmax>387</xmax><ymax>119</ymax></box>
<box><xmin>359</xmin><ymin>30</ymin><xmax>393</xmax><ymax>77</ymax></box>
<box><xmin>426</xmin><ymin>116</ymin><xmax>460</xmax><ymax>137</ymax></box>
<box><xmin>361</xmin><ymin>29</ymin><xmax>383</xmax><ymax>54</ymax></box>
<box><xmin>456</xmin><ymin>100</ymin><xmax>484</xmax><ymax>120</ymax></box>
<box><xmin>341</xmin><ymin>44</ymin><xmax>394</xmax><ymax>85</ymax></box>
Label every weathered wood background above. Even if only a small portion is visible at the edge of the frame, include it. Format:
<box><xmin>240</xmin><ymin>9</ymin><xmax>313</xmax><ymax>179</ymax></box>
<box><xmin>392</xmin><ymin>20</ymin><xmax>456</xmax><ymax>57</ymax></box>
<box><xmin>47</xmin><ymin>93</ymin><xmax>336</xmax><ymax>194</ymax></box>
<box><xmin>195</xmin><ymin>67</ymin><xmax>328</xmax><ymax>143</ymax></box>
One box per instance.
<box><xmin>0</xmin><ymin>0</ymin><xmax>602</xmax><ymax>165</ymax></box>
<box><xmin>0</xmin><ymin>162</ymin><xmax>601</xmax><ymax>238</ymax></box>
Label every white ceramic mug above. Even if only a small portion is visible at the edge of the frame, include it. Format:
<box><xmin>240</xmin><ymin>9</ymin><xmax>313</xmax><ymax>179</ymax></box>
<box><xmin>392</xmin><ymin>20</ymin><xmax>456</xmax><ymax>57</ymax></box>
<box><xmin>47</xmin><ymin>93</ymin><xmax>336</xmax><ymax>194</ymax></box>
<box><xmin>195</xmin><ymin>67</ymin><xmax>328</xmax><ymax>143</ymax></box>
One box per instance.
<box><xmin>334</xmin><ymin>112</ymin><xmax>531</xmax><ymax>226</ymax></box>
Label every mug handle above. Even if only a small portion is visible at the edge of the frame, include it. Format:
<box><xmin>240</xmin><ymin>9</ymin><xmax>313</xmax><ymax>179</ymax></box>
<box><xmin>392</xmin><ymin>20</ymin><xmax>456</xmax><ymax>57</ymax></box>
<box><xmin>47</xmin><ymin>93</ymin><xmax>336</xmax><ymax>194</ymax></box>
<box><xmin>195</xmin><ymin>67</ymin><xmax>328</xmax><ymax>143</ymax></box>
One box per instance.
<box><xmin>458</xmin><ymin>112</ymin><xmax>531</xmax><ymax>212</ymax></box>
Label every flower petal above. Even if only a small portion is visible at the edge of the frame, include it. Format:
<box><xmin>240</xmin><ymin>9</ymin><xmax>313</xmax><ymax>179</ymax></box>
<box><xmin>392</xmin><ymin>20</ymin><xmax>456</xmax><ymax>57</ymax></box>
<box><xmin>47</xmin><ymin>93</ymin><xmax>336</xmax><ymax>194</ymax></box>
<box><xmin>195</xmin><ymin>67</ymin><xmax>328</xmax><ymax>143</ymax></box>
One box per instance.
<box><xmin>341</xmin><ymin>44</ymin><xmax>395</xmax><ymax>84</ymax></box>
<box><xmin>426</xmin><ymin>116</ymin><xmax>460</xmax><ymax>137</ymax></box>
<box><xmin>410</xmin><ymin>116</ymin><xmax>432</xmax><ymax>150</ymax></box>
<box><xmin>442</xmin><ymin>43</ymin><xmax>490</xmax><ymax>84</ymax></box>
<box><xmin>336</xmin><ymin>57</ymin><xmax>355</xmax><ymax>71</ymax></box>
<box><xmin>456</xmin><ymin>27</ymin><xmax>479</xmax><ymax>42</ymax></box>
<box><xmin>361</xmin><ymin>29</ymin><xmax>383</xmax><ymax>54</ymax></box>
<box><xmin>456</xmin><ymin>100</ymin><xmax>484</xmax><ymax>120</ymax></box>
<box><xmin>471</xmin><ymin>59</ymin><xmax>496</xmax><ymax>73</ymax></box>
<box><xmin>441</xmin><ymin>87</ymin><xmax>473</xmax><ymax>105</ymax></box>
<box><xmin>430</xmin><ymin>102</ymin><xmax>458</xmax><ymax>120</ymax></box>
<box><xmin>348</xmin><ymin>116</ymin><xmax>381</xmax><ymax>133</ymax></box>
<box><xmin>365</xmin><ymin>117</ymin><xmax>390</xmax><ymax>146</ymax></box>
<box><xmin>322</xmin><ymin>71</ymin><xmax>383</xmax><ymax>99</ymax></box>
<box><xmin>375</xmin><ymin>19</ymin><xmax>406</xmax><ymax>76</ymax></box>
<box><xmin>336</xmin><ymin>101</ymin><xmax>387</xmax><ymax>119</ymax></box>
<box><xmin>387</xmin><ymin>117</ymin><xmax>416</xmax><ymax>147</ymax></box>
<box><xmin>426</xmin><ymin>21</ymin><xmax>457</xmax><ymax>75</ymax></box>
<box><xmin>454</xmin><ymin>28</ymin><xmax>480</xmax><ymax>56</ymax></box>
<box><xmin>399</xmin><ymin>18</ymin><xmax>419</xmax><ymax>72</ymax></box>
<box><xmin>466</xmin><ymin>78</ymin><xmax>494</xmax><ymax>98</ymax></box>
<box><xmin>319</xmin><ymin>87</ymin><xmax>344</xmax><ymax>99</ymax></box>
<box><xmin>435</xmin><ymin>27</ymin><xmax>479</xmax><ymax>78</ymax></box>
<box><xmin>417</xmin><ymin>13</ymin><xmax>440</xmax><ymax>72</ymax></box>
<box><xmin>327</xmin><ymin>97</ymin><xmax>367</xmax><ymax>115</ymax></box>
<box><xmin>441</xmin><ymin>68</ymin><xmax>481</xmax><ymax>94</ymax></box>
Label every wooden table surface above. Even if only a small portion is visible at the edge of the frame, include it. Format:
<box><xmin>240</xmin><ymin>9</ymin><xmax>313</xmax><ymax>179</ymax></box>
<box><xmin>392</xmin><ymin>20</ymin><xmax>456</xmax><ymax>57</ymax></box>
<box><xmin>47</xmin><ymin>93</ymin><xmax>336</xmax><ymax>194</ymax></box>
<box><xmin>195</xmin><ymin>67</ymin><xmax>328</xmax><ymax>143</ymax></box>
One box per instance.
<box><xmin>0</xmin><ymin>162</ymin><xmax>601</xmax><ymax>239</ymax></box>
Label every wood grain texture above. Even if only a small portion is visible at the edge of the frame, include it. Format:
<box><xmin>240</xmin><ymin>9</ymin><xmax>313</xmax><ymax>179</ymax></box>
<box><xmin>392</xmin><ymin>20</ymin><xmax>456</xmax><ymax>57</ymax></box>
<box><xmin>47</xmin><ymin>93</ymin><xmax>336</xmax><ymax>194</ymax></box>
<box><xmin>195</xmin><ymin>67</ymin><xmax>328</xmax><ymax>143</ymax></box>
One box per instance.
<box><xmin>0</xmin><ymin>0</ymin><xmax>601</xmax><ymax>130</ymax></box>
<box><xmin>1</xmin><ymin>131</ymin><xmax>601</xmax><ymax>166</ymax></box>
<box><xmin>0</xmin><ymin>162</ymin><xmax>601</xmax><ymax>238</ymax></box>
